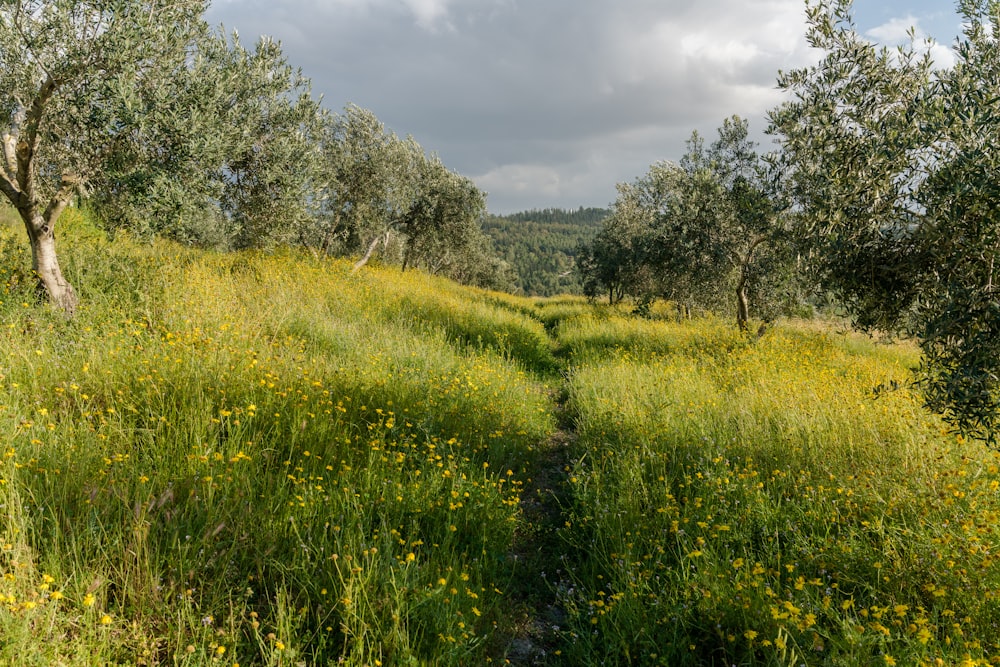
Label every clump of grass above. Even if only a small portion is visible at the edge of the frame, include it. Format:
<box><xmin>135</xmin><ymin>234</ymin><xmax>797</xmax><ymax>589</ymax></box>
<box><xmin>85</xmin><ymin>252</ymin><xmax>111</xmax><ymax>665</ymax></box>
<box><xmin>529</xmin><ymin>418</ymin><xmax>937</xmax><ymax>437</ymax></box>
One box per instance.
<box><xmin>530</xmin><ymin>296</ymin><xmax>598</xmax><ymax>331</ymax></box>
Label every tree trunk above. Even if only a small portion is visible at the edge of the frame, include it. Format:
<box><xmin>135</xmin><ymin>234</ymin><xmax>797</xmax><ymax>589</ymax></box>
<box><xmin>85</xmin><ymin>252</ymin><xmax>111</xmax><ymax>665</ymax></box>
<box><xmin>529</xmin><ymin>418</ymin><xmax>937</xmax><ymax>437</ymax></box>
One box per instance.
<box><xmin>26</xmin><ymin>215</ymin><xmax>77</xmax><ymax>316</ymax></box>
<box><xmin>2</xmin><ymin>75</ymin><xmax>80</xmax><ymax>317</ymax></box>
<box><xmin>352</xmin><ymin>231</ymin><xmax>391</xmax><ymax>274</ymax></box>
<box><xmin>352</xmin><ymin>236</ymin><xmax>381</xmax><ymax>273</ymax></box>
<box><xmin>736</xmin><ymin>279</ymin><xmax>749</xmax><ymax>332</ymax></box>
<box><xmin>319</xmin><ymin>212</ymin><xmax>342</xmax><ymax>257</ymax></box>
<box><xmin>401</xmin><ymin>244</ymin><xmax>411</xmax><ymax>272</ymax></box>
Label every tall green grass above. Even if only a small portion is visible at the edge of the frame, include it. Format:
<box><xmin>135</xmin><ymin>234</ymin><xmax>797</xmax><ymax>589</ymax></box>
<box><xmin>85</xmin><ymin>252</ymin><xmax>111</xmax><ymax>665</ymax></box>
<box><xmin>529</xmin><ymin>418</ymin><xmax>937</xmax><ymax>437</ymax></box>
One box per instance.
<box><xmin>0</xmin><ymin>211</ymin><xmax>555</xmax><ymax>665</ymax></box>
<box><xmin>557</xmin><ymin>314</ymin><xmax>1000</xmax><ymax>666</ymax></box>
<box><xmin>4</xmin><ymin>208</ymin><xmax>1000</xmax><ymax>665</ymax></box>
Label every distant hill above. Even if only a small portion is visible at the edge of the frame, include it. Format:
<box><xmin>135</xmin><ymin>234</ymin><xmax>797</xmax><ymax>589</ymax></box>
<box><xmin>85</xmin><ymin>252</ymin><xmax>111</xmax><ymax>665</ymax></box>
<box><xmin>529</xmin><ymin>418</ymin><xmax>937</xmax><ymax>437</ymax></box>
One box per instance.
<box><xmin>483</xmin><ymin>207</ymin><xmax>609</xmax><ymax>296</ymax></box>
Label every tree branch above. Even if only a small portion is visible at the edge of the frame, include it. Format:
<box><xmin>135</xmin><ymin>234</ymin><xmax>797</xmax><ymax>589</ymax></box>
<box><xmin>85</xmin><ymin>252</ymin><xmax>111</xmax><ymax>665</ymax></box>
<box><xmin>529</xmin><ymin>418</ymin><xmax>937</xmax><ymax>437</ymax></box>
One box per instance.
<box><xmin>0</xmin><ymin>170</ymin><xmax>21</xmax><ymax>207</ymax></box>
<box><xmin>742</xmin><ymin>234</ymin><xmax>769</xmax><ymax>269</ymax></box>
<box><xmin>42</xmin><ymin>174</ymin><xmax>81</xmax><ymax>229</ymax></box>
<box><xmin>352</xmin><ymin>234</ymin><xmax>383</xmax><ymax>274</ymax></box>
<box><xmin>2</xmin><ymin>132</ymin><xmax>17</xmax><ymax>181</ymax></box>
<box><xmin>17</xmin><ymin>74</ymin><xmax>60</xmax><ymax>199</ymax></box>
<box><xmin>12</xmin><ymin>4</ymin><xmax>58</xmax><ymax>87</ymax></box>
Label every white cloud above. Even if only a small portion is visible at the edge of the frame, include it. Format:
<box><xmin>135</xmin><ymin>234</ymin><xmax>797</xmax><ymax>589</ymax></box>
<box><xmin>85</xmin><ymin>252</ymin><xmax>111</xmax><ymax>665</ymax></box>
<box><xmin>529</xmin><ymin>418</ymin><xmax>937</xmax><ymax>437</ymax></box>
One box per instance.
<box><xmin>865</xmin><ymin>15</ymin><xmax>957</xmax><ymax>69</ymax></box>
<box><xmin>681</xmin><ymin>32</ymin><xmax>760</xmax><ymax>70</ymax></box>
<box><xmin>400</xmin><ymin>0</ymin><xmax>452</xmax><ymax>30</ymax></box>
<box><xmin>866</xmin><ymin>15</ymin><xmax>919</xmax><ymax>43</ymax></box>
<box><xmin>927</xmin><ymin>41</ymin><xmax>957</xmax><ymax>69</ymax></box>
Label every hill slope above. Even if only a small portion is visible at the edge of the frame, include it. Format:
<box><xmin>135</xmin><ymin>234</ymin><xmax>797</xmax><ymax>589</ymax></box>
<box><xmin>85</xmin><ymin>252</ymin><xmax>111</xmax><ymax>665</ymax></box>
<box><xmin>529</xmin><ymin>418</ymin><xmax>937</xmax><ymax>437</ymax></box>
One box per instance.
<box><xmin>1</xmin><ymin>211</ymin><xmax>999</xmax><ymax>665</ymax></box>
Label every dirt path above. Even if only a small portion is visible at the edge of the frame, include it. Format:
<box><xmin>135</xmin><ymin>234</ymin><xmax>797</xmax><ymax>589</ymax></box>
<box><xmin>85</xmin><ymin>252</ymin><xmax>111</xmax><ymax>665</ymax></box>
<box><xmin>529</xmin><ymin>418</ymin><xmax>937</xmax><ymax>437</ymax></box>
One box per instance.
<box><xmin>499</xmin><ymin>391</ymin><xmax>576</xmax><ymax>665</ymax></box>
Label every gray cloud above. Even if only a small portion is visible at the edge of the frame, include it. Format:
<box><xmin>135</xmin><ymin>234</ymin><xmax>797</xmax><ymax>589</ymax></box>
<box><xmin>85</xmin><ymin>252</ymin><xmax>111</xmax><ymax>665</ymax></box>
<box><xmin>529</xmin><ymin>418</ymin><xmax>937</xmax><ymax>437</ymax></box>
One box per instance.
<box><xmin>204</xmin><ymin>0</ymin><xmax>920</xmax><ymax>212</ymax></box>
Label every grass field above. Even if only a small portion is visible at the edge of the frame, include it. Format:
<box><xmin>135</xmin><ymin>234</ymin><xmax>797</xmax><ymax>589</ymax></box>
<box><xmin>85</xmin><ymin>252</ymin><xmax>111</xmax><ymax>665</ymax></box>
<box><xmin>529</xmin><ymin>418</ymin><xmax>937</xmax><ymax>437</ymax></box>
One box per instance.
<box><xmin>1</xmin><ymin>209</ymin><xmax>1000</xmax><ymax>665</ymax></box>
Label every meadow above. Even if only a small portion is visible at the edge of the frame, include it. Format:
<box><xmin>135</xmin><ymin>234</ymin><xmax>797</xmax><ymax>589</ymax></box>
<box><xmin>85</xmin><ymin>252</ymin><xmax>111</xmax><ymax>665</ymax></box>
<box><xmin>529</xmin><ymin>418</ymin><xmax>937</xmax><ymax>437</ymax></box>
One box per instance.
<box><xmin>1</xmin><ymin>209</ymin><xmax>1000</xmax><ymax>665</ymax></box>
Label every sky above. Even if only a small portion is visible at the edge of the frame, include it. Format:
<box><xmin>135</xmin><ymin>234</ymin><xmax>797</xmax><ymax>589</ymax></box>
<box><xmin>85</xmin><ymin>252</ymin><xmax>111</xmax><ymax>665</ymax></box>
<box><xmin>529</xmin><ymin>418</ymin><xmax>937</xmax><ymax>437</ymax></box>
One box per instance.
<box><xmin>205</xmin><ymin>0</ymin><xmax>965</xmax><ymax>214</ymax></box>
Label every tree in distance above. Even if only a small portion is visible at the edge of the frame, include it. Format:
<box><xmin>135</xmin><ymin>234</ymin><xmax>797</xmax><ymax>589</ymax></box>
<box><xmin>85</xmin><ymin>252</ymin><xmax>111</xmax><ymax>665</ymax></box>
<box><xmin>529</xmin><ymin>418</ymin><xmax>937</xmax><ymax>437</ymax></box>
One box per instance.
<box><xmin>311</xmin><ymin>104</ymin><xmax>506</xmax><ymax>287</ymax></box>
<box><xmin>770</xmin><ymin>0</ymin><xmax>1000</xmax><ymax>440</ymax></box>
<box><xmin>576</xmin><ymin>194</ymin><xmax>650</xmax><ymax>305</ymax></box>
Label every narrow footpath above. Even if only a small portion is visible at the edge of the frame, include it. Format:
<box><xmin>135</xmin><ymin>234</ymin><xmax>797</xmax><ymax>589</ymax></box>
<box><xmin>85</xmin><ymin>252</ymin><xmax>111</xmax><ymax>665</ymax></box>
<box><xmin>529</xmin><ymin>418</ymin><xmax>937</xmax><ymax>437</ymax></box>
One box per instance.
<box><xmin>500</xmin><ymin>389</ymin><xmax>577</xmax><ymax>665</ymax></box>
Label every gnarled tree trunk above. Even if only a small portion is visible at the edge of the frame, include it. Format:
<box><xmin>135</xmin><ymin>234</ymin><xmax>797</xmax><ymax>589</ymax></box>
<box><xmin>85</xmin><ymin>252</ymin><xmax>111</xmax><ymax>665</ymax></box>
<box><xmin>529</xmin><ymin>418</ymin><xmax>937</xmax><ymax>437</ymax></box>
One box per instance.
<box><xmin>1</xmin><ymin>80</ymin><xmax>80</xmax><ymax>317</ymax></box>
<box><xmin>735</xmin><ymin>238</ymin><xmax>766</xmax><ymax>333</ymax></box>
<box><xmin>24</xmin><ymin>212</ymin><xmax>77</xmax><ymax>316</ymax></box>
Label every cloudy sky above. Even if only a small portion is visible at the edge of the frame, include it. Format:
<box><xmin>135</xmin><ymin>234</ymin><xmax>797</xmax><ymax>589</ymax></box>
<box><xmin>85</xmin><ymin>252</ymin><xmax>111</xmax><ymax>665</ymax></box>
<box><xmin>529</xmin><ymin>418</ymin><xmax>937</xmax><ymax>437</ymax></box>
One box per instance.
<box><xmin>206</xmin><ymin>0</ymin><xmax>964</xmax><ymax>214</ymax></box>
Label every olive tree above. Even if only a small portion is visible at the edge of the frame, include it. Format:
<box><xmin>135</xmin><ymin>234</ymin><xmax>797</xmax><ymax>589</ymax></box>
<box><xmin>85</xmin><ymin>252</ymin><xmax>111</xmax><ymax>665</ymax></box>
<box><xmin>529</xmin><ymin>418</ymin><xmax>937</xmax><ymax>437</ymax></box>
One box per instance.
<box><xmin>578</xmin><ymin>163</ymin><xmax>694</xmax><ymax>309</ymax></box>
<box><xmin>770</xmin><ymin>0</ymin><xmax>1000</xmax><ymax>439</ymax></box>
<box><xmin>90</xmin><ymin>28</ymin><xmax>326</xmax><ymax>251</ymax></box>
<box><xmin>580</xmin><ymin>117</ymin><xmax>791</xmax><ymax>328</ymax></box>
<box><xmin>576</xmin><ymin>192</ymin><xmax>648</xmax><ymax>305</ymax></box>
<box><xmin>397</xmin><ymin>155</ymin><xmax>487</xmax><ymax>275</ymax></box>
<box><xmin>313</xmin><ymin>105</ymin><xmax>495</xmax><ymax>280</ymax></box>
<box><xmin>309</xmin><ymin>105</ymin><xmax>413</xmax><ymax>263</ymax></box>
<box><xmin>704</xmin><ymin>118</ymin><xmax>791</xmax><ymax>329</ymax></box>
<box><xmin>0</xmin><ymin>0</ymin><xmax>207</xmax><ymax>314</ymax></box>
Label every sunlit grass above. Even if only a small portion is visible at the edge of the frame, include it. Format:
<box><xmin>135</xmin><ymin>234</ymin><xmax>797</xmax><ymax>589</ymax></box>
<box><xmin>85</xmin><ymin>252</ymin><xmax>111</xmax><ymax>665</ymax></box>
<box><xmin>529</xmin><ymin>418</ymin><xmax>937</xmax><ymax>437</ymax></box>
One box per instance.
<box><xmin>558</xmin><ymin>313</ymin><xmax>1000</xmax><ymax>666</ymax></box>
<box><xmin>3</xmin><ymin>209</ymin><xmax>1000</xmax><ymax>665</ymax></box>
<box><xmin>0</xmin><ymin>211</ymin><xmax>554</xmax><ymax>665</ymax></box>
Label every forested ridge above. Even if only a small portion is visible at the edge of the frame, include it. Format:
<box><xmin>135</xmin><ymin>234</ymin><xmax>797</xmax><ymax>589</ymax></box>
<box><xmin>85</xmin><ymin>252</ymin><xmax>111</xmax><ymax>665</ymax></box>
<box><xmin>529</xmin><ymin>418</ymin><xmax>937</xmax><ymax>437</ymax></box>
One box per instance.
<box><xmin>482</xmin><ymin>207</ymin><xmax>608</xmax><ymax>296</ymax></box>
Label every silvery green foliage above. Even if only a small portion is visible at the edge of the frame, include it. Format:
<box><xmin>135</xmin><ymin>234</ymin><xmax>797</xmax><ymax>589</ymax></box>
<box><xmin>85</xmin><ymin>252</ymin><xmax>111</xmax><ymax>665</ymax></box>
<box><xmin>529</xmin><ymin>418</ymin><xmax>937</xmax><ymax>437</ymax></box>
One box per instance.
<box><xmin>0</xmin><ymin>0</ymin><xmax>505</xmax><ymax>303</ymax></box>
<box><xmin>93</xmin><ymin>29</ymin><xmax>326</xmax><ymax>250</ymax></box>
<box><xmin>0</xmin><ymin>0</ymin><xmax>207</xmax><ymax>207</ymax></box>
<box><xmin>313</xmin><ymin>105</ymin><xmax>415</xmax><ymax>257</ymax></box>
<box><xmin>397</xmin><ymin>154</ymin><xmax>487</xmax><ymax>274</ymax></box>
<box><xmin>771</xmin><ymin>0</ymin><xmax>1000</xmax><ymax>440</ymax></box>
<box><xmin>577</xmin><ymin>179</ymin><xmax>660</xmax><ymax>305</ymax></box>
<box><xmin>314</xmin><ymin>104</ymin><xmax>495</xmax><ymax>283</ymax></box>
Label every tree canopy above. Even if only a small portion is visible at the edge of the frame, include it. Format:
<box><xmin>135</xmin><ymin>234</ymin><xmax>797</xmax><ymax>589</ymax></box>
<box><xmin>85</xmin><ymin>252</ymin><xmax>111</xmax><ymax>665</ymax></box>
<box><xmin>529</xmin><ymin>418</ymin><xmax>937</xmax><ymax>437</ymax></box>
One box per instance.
<box><xmin>770</xmin><ymin>0</ymin><xmax>1000</xmax><ymax>439</ymax></box>
<box><xmin>94</xmin><ymin>29</ymin><xmax>326</xmax><ymax>250</ymax></box>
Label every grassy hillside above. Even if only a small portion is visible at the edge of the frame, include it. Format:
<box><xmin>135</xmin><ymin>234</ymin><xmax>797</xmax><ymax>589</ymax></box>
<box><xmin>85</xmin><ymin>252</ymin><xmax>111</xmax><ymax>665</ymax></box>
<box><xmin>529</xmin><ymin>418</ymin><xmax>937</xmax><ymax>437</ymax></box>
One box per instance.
<box><xmin>0</xmin><ymin>209</ymin><xmax>559</xmax><ymax>665</ymax></box>
<box><xmin>1</xmin><ymin>210</ymin><xmax>1000</xmax><ymax>665</ymax></box>
<box><xmin>554</xmin><ymin>314</ymin><xmax>1000</xmax><ymax>665</ymax></box>
<box><xmin>482</xmin><ymin>208</ymin><xmax>608</xmax><ymax>297</ymax></box>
